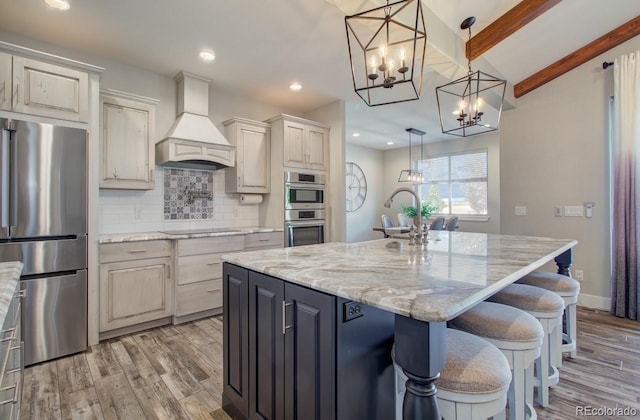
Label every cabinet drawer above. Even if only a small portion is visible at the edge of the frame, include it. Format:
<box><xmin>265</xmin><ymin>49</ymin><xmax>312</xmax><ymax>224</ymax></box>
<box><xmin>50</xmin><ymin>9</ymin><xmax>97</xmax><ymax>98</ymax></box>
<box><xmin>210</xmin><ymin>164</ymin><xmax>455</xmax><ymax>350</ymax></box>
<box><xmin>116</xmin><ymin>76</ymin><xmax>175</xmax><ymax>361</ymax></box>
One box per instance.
<box><xmin>100</xmin><ymin>240</ymin><xmax>172</xmax><ymax>263</ymax></box>
<box><xmin>177</xmin><ymin>253</ymin><xmax>225</xmax><ymax>285</ymax></box>
<box><xmin>177</xmin><ymin>235</ymin><xmax>244</xmax><ymax>256</ymax></box>
<box><xmin>176</xmin><ymin>279</ymin><xmax>222</xmax><ymax>316</ymax></box>
<box><xmin>244</xmin><ymin>232</ymin><xmax>283</xmax><ymax>249</ymax></box>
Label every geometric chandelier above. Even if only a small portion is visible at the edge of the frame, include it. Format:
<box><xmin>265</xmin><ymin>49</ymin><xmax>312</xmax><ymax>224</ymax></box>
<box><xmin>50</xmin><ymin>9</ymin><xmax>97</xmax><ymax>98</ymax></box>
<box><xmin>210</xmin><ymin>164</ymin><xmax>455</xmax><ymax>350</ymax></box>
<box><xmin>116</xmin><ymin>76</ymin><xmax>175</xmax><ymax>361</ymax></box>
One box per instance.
<box><xmin>345</xmin><ymin>0</ymin><xmax>427</xmax><ymax>107</ymax></box>
<box><xmin>436</xmin><ymin>17</ymin><xmax>506</xmax><ymax>137</ymax></box>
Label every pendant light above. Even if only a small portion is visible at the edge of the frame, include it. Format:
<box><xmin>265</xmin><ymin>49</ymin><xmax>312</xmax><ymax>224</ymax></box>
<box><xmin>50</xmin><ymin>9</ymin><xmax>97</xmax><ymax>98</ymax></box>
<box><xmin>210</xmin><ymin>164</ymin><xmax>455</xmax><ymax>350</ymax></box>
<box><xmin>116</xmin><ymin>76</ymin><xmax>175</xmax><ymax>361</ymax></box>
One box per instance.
<box><xmin>398</xmin><ymin>128</ymin><xmax>425</xmax><ymax>183</ymax></box>
<box><xmin>436</xmin><ymin>17</ymin><xmax>506</xmax><ymax>137</ymax></box>
<box><xmin>345</xmin><ymin>0</ymin><xmax>427</xmax><ymax>107</ymax></box>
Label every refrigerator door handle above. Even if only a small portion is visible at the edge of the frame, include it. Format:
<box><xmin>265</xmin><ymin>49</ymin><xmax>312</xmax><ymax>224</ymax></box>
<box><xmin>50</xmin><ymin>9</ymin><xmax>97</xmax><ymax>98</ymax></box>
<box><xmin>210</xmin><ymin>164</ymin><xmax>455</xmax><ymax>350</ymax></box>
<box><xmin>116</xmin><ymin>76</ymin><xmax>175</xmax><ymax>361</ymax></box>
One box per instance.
<box><xmin>0</xmin><ymin>127</ymin><xmax>10</xmax><ymax>234</ymax></box>
<box><xmin>9</xmin><ymin>129</ymin><xmax>17</xmax><ymax>231</ymax></box>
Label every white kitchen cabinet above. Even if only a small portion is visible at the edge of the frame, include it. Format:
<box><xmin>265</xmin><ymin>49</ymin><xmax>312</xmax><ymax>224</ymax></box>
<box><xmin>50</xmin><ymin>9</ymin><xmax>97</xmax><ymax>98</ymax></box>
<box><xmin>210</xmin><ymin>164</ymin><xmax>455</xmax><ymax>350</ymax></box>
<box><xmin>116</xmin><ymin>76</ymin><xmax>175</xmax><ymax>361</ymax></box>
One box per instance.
<box><xmin>174</xmin><ymin>235</ymin><xmax>245</xmax><ymax>322</ymax></box>
<box><xmin>8</xmin><ymin>55</ymin><xmax>89</xmax><ymax>122</ymax></box>
<box><xmin>100</xmin><ymin>89</ymin><xmax>158</xmax><ymax>190</ymax></box>
<box><xmin>268</xmin><ymin>115</ymin><xmax>329</xmax><ymax>172</ymax></box>
<box><xmin>244</xmin><ymin>231</ymin><xmax>284</xmax><ymax>251</ymax></box>
<box><xmin>99</xmin><ymin>241</ymin><xmax>173</xmax><ymax>333</ymax></box>
<box><xmin>223</xmin><ymin>117</ymin><xmax>271</xmax><ymax>194</ymax></box>
<box><xmin>284</xmin><ymin>119</ymin><xmax>329</xmax><ymax>171</ymax></box>
<box><xmin>0</xmin><ymin>51</ymin><xmax>11</xmax><ymax>111</ymax></box>
<box><xmin>0</xmin><ymin>289</ymin><xmax>23</xmax><ymax>420</ymax></box>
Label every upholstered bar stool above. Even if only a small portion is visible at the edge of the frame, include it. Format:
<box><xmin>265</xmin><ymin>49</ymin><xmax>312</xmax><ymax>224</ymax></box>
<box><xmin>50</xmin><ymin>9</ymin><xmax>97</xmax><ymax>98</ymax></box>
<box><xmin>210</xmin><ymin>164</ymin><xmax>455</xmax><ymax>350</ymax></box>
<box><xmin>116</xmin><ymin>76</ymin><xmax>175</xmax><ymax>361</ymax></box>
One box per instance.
<box><xmin>517</xmin><ymin>270</ymin><xmax>580</xmax><ymax>365</ymax></box>
<box><xmin>450</xmin><ymin>302</ymin><xmax>543</xmax><ymax>420</ymax></box>
<box><xmin>393</xmin><ymin>328</ymin><xmax>511</xmax><ymax>420</ymax></box>
<box><xmin>487</xmin><ymin>284</ymin><xmax>564</xmax><ymax>408</ymax></box>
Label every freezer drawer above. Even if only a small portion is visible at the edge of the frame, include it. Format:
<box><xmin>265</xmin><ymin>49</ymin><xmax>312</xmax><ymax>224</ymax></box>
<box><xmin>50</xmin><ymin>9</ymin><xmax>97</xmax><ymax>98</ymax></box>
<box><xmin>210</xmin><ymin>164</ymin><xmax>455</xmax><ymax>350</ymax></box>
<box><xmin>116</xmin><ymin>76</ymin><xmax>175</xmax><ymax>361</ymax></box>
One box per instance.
<box><xmin>21</xmin><ymin>270</ymin><xmax>87</xmax><ymax>365</ymax></box>
<box><xmin>0</xmin><ymin>236</ymin><xmax>86</xmax><ymax>276</ymax></box>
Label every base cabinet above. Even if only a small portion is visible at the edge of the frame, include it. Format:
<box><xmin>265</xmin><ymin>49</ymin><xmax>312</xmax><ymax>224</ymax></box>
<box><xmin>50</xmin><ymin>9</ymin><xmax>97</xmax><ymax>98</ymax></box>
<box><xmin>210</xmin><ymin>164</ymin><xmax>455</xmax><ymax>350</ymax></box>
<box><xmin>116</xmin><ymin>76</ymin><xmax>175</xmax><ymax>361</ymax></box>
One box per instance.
<box><xmin>223</xmin><ymin>263</ymin><xmax>394</xmax><ymax>420</ymax></box>
<box><xmin>175</xmin><ymin>236</ymin><xmax>244</xmax><ymax>320</ymax></box>
<box><xmin>0</xmin><ymin>290</ymin><xmax>23</xmax><ymax>420</ymax></box>
<box><xmin>99</xmin><ymin>241</ymin><xmax>173</xmax><ymax>333</ymax></box>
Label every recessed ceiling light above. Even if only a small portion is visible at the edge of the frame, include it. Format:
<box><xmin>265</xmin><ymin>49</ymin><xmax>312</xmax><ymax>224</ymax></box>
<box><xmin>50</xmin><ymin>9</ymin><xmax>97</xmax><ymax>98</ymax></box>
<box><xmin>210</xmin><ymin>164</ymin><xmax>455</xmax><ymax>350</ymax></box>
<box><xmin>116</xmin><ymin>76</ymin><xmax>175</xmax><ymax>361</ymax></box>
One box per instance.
<box><xmin>44</xmin><ymin>0</ymin><xmax>70</xmax><ymax>10</ymax></box>
<box><xmin>290</xmin><ymin>82</ymin><xmax>302</xmax><ymax>92</ymax></box>
<box><xmin>387</xmin><ymin>141</ymin><xmax>394</xmax><ymax>145</ymax></box>
<box><xmin>199</xmin><ymin>50</ymin><xmax>215</xmax><ymax>62</ymax></box>
<box><xmin>352</xmin><ymin>133</ymin><xmax>360</xmax><ymax>137</ymax></box>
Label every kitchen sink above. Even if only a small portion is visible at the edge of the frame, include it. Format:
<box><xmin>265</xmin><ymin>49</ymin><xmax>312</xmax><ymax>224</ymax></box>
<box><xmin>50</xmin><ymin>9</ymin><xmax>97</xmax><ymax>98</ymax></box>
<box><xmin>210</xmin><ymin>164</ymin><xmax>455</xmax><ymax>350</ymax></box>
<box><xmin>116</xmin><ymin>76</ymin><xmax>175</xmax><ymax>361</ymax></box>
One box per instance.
<box><xmin>158</xmin><ymin>228</ymin><xmax>242</xmax><ymax>235</ymax></box>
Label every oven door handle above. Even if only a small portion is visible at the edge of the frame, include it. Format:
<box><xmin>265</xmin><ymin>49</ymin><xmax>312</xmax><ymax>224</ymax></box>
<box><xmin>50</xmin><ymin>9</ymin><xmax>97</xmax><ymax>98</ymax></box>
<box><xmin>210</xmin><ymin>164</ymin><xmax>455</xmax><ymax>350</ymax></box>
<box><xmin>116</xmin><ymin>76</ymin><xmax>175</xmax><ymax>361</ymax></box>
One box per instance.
<box><xmin>285</xmin><ymin>182</ymin><xmax>325</xmax><ymax>190</ymax></box>
<box><xmin>285</xmin><ymin>220</ymin><xmax>326</xmax><ymax>228</ymax></box>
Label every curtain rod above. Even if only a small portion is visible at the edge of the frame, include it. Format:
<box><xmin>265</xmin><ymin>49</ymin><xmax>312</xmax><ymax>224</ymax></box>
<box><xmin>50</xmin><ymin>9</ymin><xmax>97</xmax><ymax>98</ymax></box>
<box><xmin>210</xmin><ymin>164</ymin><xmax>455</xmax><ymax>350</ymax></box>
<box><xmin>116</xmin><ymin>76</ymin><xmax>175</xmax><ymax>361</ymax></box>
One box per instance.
<box><xmin>603</xmin><ymin>61</ymin><xmax>614</xmax><ymax>69</ymax></box>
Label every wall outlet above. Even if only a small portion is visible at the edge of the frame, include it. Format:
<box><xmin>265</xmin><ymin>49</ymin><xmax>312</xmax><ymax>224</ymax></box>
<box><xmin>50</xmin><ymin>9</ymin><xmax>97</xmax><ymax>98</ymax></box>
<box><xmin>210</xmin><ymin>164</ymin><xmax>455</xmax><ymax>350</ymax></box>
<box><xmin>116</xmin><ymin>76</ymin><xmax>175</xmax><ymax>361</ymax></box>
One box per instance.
<box><xmin>574</xmin><ymin>270</ymin><xmax>584</xmax><ymax>281</ymax></box>
<box><xmin>515</xmin><ymin>206</ymin><xmax>527</xmax><ymax>216</ymax></box>
<box><xmin>564</xmin><ymin>206</ymin><xmax>584</xmax><ymax>217</ymax></box>
<box><xmin>554</xmin><ymin>206</ymin><xmax>562</xmax><ymax>217</ymax></box>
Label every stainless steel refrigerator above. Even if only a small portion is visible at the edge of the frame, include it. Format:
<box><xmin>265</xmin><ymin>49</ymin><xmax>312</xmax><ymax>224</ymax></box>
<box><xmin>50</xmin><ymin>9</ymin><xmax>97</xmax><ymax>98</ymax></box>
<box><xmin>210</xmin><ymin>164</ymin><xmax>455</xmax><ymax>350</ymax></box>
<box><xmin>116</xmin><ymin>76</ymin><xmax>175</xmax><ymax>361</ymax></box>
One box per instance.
<box><xmin>0</xmin><ymin>118</ymin><xmax>87</xmax><ymax>366</ymax></box>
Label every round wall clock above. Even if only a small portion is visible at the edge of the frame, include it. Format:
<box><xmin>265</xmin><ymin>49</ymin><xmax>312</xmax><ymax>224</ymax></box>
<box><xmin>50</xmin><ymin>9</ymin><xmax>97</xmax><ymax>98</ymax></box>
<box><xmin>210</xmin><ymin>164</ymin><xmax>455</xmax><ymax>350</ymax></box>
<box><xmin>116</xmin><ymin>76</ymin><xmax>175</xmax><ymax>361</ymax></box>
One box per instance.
<box><xmin>346</xmin><ymin>161</ymin><xmax>367</xmax><ymax>212</ymax></box>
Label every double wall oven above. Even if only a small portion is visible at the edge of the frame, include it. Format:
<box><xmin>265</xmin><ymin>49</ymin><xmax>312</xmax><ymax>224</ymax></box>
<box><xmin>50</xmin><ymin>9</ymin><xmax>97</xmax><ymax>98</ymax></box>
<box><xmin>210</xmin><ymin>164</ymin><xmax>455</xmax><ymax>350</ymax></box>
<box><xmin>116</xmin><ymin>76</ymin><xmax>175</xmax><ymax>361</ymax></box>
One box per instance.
<box><xmin>284</xmin><ymin>171</ymin><xmax>325</xmax><ymax>247</ymax></box>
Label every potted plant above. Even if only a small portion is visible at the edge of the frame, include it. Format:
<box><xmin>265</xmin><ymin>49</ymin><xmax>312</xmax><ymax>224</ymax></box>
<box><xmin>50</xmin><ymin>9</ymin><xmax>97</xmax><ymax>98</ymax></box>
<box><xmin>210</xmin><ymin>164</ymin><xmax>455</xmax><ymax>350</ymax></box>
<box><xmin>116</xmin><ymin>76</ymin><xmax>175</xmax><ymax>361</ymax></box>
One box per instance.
<box><xmin>401</xmin><ymin>202</ymin><xmax>437</xmax><ymax>226</ymax></box>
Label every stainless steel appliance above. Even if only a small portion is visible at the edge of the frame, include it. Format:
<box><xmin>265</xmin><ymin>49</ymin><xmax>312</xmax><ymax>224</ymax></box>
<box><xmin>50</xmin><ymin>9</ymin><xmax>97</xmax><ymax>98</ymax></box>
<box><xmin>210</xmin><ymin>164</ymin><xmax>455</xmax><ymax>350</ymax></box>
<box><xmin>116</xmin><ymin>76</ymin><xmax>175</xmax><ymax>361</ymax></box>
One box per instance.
<box><xmin>0</xmin><ymin>118</ymin><xmax>87</xmax><ymax>366</ymax></box>
<box><xmin>285</xmin><ymin>209</ymin><xmax>325</xmax><ymax>247</ymax></box>
<box><xmin>285</xmin><ymin>171</ymin><xmax>326</xmax><ymax>210</ymax></box>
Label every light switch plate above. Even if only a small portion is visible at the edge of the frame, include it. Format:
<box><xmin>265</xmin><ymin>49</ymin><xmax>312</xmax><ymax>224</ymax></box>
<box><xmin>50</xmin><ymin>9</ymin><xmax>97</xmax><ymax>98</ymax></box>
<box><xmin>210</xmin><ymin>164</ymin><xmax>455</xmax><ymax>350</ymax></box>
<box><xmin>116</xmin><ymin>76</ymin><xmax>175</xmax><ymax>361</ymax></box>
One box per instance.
<box><xmin>564</xmin><ymin>206</ymin><xmax>584</xmax><ymax>217</ymax></box>
<box><xmin>515</xmin><ymin>206</ymin><xmax>527</xmax><ymax>216</ymax></box>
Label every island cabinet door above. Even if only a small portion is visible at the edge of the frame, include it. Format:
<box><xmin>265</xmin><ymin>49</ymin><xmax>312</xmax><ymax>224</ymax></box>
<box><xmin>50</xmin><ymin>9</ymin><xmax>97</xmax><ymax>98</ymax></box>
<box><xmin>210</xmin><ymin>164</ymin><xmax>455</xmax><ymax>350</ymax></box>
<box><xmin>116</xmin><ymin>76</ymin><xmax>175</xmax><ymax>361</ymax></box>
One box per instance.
<box><xmin>248</xmin><ymin>272</ymin><xmax>285</xmax><ymax>420</ymax></box>
<box><xmin>284</xmin><ymin>283</ymin><xmax>336</xmax><ymax>420</ymax></box>
<box><xmin>223</xmin><ymin>264</ymin><xmax>250</xmax><ymax>418</ymax></box>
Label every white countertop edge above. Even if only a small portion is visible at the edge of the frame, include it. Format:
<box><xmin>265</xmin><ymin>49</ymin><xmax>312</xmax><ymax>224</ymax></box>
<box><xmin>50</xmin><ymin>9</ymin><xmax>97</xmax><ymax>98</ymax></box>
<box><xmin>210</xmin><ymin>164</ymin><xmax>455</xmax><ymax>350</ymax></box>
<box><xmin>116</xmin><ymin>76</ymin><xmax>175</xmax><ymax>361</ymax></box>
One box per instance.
<box><xmin>99</xmin><ymin>227</ymin><xmax>284</xmax><ymax>244</ymax></box>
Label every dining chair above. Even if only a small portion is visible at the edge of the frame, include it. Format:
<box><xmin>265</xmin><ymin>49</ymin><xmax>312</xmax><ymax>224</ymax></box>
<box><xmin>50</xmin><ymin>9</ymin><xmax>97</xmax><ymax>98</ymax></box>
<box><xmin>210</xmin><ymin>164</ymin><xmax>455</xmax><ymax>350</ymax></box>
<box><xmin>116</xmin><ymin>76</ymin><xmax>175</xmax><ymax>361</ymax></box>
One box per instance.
<box><xmin>381</xmin><ymin>214</ymin><xmax>395</xmax><ymax>229</ymax></box>
<box><xmin>444</xmin><ymin>216</ymin><xmax>459</xmax><ymax>231</ymax></box>
<box><xmin>397</xmin><ymin>213</ymin><xmax>414</xmax><ymax>227</ymax></box>
<box><xmin>429</xmin><ymin>216</ymin><xmax>445</xmax><ymax>230</ymax></box>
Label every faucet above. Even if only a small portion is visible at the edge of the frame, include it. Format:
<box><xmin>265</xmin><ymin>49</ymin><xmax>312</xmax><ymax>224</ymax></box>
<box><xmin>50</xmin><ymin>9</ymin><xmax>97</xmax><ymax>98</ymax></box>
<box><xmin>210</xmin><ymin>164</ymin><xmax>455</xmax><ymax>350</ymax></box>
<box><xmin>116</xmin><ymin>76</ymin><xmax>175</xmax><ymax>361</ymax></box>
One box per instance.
<box><xmin>384</xmin><ymin>187</ymin><xmax>424</xmax><ymax>245</ymax></box>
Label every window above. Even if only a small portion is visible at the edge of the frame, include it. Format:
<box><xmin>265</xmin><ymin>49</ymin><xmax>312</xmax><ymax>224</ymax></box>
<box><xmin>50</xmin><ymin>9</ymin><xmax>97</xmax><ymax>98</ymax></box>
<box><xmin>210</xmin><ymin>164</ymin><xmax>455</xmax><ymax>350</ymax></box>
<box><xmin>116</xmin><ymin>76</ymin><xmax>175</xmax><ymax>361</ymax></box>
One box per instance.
<box><xmin>417</xmin><ymin>150</ymin><xmax>488</xmax><ymax>216</ymax></box>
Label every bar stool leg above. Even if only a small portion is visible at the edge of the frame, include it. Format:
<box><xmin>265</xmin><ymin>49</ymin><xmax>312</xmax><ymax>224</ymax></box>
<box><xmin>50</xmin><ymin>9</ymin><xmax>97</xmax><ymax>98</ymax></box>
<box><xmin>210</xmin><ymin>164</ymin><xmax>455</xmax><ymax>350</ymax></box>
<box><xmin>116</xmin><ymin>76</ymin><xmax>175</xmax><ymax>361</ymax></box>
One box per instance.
<box><xmin>565</xmin><ymin>304</ymin><xmax>577</xmax><ymax>359</ymax></box>
<box><xmin>535</xmin><ymin>330</ymin><xmax>550</xmax><ymax>407</ymax></box>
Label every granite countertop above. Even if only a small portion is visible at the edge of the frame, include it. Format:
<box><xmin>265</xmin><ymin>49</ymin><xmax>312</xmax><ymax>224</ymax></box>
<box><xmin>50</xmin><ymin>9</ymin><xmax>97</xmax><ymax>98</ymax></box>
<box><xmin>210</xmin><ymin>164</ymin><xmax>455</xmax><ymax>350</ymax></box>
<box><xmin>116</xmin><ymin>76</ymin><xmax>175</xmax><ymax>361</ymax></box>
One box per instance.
<box><xmin>221</xmin><ymin>231</ymin><xmax>577</xmax><ymax>323</ymax></box>
<box><xmin>0</xmin><ymin>262</ymin><xmax>23</xmax><ymax>327</ymax></box>
<box><xmin>99</xmin><ymin>227</ymin><xmax>283</xmax><ymax>244</ymax></box>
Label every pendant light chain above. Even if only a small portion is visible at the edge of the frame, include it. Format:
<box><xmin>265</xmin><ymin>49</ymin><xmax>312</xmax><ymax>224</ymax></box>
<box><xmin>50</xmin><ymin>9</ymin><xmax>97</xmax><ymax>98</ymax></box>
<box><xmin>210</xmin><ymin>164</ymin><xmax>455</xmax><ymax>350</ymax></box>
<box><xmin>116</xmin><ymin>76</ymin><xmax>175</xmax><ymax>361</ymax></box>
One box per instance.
<box><xmin>467</xmin><ymin>25</ymin><xmax>473</xmax><ymax>75</ymax></box>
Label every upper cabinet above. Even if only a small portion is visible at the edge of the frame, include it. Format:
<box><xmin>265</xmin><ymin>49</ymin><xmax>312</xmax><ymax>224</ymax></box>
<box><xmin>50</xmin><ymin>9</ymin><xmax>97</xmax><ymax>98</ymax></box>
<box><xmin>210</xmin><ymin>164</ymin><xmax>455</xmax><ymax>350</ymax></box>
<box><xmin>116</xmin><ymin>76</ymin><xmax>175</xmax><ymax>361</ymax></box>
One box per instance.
<box><xmin>269</xmin><ymin>115</ymin><xmax>329</xmax><ymax>172</ymax></box>
<box><xmin>0</xmin><ymin>52</ymin><xmax>11</xmax><ymax>111</ymax></box>
<box><xmin>100</xmin><ymin>89</ymin><xmax>158</xmax><ymax>190</ymax></box>
<box><xmin>223</xmin><ymin>117</ymin><xmax>271</xmax><ymax>194</ymax></box>
<box><xmin>0</xmin><ymin>53</ymin><xmax>89</xmax><ymax>122</ymax></box>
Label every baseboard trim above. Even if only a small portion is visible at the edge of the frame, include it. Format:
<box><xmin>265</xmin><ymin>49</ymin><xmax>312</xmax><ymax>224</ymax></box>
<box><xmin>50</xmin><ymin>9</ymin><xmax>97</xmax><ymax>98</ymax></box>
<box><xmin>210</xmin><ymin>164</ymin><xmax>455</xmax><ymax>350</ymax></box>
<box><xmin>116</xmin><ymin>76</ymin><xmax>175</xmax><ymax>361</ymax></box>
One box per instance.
<box><xmin>578</xmin><ymin>293</ymin><xmax>611</xmax><ymax>310</ymax></box>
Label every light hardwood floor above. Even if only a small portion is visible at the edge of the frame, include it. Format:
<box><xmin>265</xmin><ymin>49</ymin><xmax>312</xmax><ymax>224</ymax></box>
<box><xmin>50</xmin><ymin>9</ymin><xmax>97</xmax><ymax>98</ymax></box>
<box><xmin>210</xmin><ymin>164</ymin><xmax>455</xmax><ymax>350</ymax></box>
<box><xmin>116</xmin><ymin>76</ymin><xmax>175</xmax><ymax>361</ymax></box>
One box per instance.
<box><xmin>20</xmin><ymin>307</ymin><xmax>640</xmax><ymax>420</ymax></box>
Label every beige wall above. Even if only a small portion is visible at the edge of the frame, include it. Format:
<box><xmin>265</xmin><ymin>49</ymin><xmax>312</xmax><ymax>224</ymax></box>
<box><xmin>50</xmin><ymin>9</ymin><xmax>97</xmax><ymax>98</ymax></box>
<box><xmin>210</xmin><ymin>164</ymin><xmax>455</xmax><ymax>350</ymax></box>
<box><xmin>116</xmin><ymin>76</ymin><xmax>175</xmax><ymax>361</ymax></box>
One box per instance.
<box><xmin>500</xmin><ymin>34</ymin><xmax>640</xmax><ymax>307</ymax></box>
<box><xmin>381</xmin><ymin>133</ymin><xmax>501</xmax><ymax>234</ymax></box>
<box><xmin>345</xmin><ymin>144</ymin><xmax>384</xmax><ymax>242</ymax></box>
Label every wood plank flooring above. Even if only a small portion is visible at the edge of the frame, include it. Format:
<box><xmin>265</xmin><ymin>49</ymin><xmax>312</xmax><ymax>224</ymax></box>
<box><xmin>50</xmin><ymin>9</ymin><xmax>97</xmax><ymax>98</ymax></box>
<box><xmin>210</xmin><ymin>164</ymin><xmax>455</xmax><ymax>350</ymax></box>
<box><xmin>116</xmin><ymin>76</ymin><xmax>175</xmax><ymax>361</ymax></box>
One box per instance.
<box><xmin>20</xmin><ymin>307</ymin><xmax>640</xmax><ymax>420</ymax></box>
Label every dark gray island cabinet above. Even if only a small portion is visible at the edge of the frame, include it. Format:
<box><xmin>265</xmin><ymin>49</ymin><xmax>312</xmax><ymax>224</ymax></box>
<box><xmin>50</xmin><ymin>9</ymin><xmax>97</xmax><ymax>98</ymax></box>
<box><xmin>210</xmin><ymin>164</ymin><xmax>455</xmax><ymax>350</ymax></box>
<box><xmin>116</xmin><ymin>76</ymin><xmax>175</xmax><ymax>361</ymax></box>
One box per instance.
<box><xmin>220</xmin><ymin>234</ymin><xmax>577</xmax><ymax>420</ymax></box>
<box><xmin>222</xmin><ymin>263</ymin><xmax>396</xmax><ymax>420</ymax></box>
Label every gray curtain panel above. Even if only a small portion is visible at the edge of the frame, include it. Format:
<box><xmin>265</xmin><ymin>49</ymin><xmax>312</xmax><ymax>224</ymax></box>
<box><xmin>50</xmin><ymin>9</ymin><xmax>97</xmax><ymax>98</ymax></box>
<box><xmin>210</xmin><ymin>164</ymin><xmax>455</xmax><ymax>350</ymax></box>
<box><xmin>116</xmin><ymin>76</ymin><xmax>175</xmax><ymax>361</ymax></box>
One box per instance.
<box><xmin>611</xmin><ymin>51</ymin><xmax>640</xmax><ymax>320</ymax></box>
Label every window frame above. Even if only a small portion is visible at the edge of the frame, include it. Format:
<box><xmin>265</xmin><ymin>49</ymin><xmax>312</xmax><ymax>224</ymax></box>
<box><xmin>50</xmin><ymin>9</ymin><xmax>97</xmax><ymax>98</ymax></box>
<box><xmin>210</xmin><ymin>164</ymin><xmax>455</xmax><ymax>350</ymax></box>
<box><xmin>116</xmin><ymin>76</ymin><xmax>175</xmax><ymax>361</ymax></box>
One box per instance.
<box><xmin>416</xmin><ymin>148</ymin><xmax>490</xmax><ymax>220</ymax></box>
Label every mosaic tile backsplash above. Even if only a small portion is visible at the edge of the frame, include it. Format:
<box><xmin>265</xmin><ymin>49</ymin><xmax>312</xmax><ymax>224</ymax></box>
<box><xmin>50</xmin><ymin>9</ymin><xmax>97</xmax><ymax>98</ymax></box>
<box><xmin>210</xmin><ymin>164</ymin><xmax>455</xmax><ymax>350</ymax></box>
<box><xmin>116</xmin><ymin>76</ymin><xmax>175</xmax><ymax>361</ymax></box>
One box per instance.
<box><xmin>163</xmin><ymin>168</ymin><xmax>214</xmax><ymax>220</ymax></box>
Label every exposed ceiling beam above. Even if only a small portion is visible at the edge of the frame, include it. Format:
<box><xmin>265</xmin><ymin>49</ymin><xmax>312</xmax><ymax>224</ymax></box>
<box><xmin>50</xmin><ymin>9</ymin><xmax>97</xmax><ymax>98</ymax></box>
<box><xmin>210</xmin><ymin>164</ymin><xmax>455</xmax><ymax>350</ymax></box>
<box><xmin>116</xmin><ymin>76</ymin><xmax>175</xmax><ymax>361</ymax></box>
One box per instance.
<box><xmin>515</xmin><ymin>15</ymin><xmax>640</xmax><ymax>98</ymax></box>
<box><xmin>466</xmin><ymin>0</ymin><xmax>562</xmax><ymax>61</ymax></box>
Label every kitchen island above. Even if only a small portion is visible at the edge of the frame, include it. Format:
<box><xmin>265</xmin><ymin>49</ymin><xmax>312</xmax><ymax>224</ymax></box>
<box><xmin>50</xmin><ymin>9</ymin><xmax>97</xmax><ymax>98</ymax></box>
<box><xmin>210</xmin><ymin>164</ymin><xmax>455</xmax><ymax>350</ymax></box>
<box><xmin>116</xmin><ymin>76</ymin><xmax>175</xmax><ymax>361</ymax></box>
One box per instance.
<box><xmin>221</xmin><ymin>232</ymin><xmax>577</xmax><ymax>420</ymax></box>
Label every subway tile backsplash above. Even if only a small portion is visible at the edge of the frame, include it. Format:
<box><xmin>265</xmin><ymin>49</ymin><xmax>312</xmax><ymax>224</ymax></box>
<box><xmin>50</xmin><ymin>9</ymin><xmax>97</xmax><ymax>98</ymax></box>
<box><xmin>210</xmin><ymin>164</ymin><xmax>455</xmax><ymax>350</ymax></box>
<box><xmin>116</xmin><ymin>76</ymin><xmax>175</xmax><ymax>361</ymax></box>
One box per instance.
<box><xmin>99</xmin><ymin>166</ymin><xmax>260</xmax><ymax>234</ymax></box>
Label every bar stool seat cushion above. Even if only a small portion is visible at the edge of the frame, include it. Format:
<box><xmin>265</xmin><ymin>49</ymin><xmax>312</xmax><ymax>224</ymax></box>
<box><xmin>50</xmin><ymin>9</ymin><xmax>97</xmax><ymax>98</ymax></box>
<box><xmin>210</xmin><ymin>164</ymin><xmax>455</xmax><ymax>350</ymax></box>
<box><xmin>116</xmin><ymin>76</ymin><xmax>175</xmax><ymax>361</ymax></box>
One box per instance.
<box><xmin>488</xmin><ymin>284</ymin><xmax>564</xmax><ymax>314</ymax></box>
<box><xmin>451</xmin><ymin>302</ymin><xmax>543</xmax><ymax>343</ymax></box>
<box><xmin>517</xmin><ymin>271</ymin><xmax>579</xmax><ymax>295</ymax></box>
<box><xmin>438</xmin><ymin>329</ymin><xmax>512</xmax><ymax>394</ymax></box>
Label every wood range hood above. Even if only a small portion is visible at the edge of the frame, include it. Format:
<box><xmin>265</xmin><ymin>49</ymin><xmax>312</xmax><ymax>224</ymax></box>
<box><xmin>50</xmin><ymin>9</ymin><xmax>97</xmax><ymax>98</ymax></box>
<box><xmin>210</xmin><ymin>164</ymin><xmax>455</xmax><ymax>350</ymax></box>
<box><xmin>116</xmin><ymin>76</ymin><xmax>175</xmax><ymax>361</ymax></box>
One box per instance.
<box><xmin>156</xmin><ymin>71</ymin><xmax>235</xmax><ymax>170</ymax></box>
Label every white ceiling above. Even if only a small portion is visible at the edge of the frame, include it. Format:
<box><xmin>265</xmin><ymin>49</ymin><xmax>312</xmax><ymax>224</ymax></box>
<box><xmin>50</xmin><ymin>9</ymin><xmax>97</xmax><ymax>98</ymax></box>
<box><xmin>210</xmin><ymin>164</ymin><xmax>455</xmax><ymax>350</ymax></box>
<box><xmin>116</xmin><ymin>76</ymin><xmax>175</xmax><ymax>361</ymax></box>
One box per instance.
<box><xmin>0</xmin><ymin>0</ymin><xmax>638</xmax><ymax>149</ymax></box>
